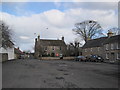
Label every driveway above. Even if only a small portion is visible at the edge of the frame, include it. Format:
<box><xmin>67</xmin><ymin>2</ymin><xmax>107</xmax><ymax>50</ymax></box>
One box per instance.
<box><xmin>2</xmin><ymin>59</ymin><xmax>119</xmax><ymax>88</ymax></box>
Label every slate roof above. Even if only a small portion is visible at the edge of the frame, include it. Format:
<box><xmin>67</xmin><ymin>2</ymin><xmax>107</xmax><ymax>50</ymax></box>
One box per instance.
<box><xmin>82</xmin><ymin>37</ymin><xmax>107</xmax><ymax>48</ymax></box>
<box><xmin>82</xmin><ymin>35</ymin><xmax>120</xmax><ymax>49</ymax></box>
<box><xmin>40</xmin><ymin>39</ymin><xmax>66</xmax><ymax>46</ymax></box>
<box><xmin>103</xmin><ymin>35</ymin><xmax>120</xmax><ymax>44</ymax></box>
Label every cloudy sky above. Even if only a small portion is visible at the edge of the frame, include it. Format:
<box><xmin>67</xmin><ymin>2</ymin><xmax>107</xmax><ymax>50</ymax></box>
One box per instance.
<box><xmin>0</xmin><ymin>0</ymin><xmax>119</xmax><ymax>52</ymax></box>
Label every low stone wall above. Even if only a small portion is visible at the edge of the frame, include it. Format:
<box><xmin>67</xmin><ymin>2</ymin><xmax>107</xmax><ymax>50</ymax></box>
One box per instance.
<box><xmin>41</xmin><ymin>57</ymin><xmax>75</xmax><ymax>60</ymax></box>
<box><xmin>63</xmin><ymin>57</ymin><xmax>75</xmax><ymax>60</ymax></box>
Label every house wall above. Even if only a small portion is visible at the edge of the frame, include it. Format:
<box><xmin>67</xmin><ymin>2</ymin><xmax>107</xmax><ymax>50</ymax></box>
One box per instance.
<box><xmin>82</xmin><ymin>42</ymin><xmax>120</xmax><ymax>62</ymax></box>
<box><xmin>41</xmin><ymin>46</ymin><xmax>67</xmax><ymax>56</ymax></box>
<box><xmin>0</xmin><ymin>47</ymin><xmax>14</xmax><ymax>60</ymax></box>
<box><xmin>103</xmin><ymin>42</ymin><xmax>120</xmax><ymax>62</ymax></box>
<box><xmin>82</xmin><ymin>47</ymin><xmax>103</xmax><ymax>57</ymax></box>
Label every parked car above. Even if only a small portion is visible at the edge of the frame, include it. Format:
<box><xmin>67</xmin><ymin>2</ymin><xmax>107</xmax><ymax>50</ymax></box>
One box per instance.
<box><xmin>85</xmin><ymin>55</ymin><xmax>92</xmax><ymax>62</ymax></box>
<box><xmin>75</xmin><ymin>56</ymin><xmax>86</xmax><ymax>61</ymax></box>
<box><xmin>89</xmin><ymin>55</ymin><xmax>104</xmax><ymax>62</ymax></box>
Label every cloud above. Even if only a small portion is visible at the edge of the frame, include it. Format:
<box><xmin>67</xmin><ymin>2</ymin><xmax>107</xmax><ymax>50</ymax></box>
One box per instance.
<box><xmin>0</xmin><ymin>4</ymin><xmax>118</xmax><ymax>51</ymax></box>
<box><xmin>19</xmin><ymin>36</ymin><xmax>30</xmax><ymax>40</ymax></box>
<box><xmin>63</xmin><ymin>2</ymin><xmax>118</xmax><ymax>11</ymax></box>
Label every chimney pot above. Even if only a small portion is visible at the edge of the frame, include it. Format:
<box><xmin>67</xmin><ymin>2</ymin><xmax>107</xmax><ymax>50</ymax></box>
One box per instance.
<box><xmin>107</xmin><ymin>30</ymin><xmax>113</xmax><ymax>37</ymax></box>
<box><xmin>62</xmin><ymin>36</ymin><xmax>64</xmax><ymax>41</ymax></box>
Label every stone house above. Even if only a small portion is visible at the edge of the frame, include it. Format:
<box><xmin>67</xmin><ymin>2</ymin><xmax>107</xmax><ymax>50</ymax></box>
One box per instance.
<box><xmin>103</xmin><ymin>34</ymin><xmax>120</xmax><ymax>62</ymax></box>
<box><xmin>82</xmin><ymin>31</ymin><xmax>120</xmax><ymax>62</ymax></box>
<box><xmin>34</xmin><ymin>35</ymin><xmax>67</xmax><ymax>59</ymax></box>
<box><xmin>82</xmin><ymin>37</ymin><xmax>107</xmax><ymax>57</ymax></box>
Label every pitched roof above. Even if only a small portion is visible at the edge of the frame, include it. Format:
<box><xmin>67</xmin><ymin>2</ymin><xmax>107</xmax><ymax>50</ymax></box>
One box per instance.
<box><xmin>82</xmin><ymin>37</ymin><xmax>107</xmax><ymax>48</ymax></box>
<box><xmin>40</xmin><ymin>39</ymin><xmax>66</xmax><ymax>46</ymax></box>
<box><xmin>14</xmin><ymin>48</ymin><xmax>23</xmax><ymax>54</ymax></box>
<box><xmin>103</xmin><ymin>35</ymin><xmax>120</xmax><ymax>44</ymax></box>
<box><xmin>82</xmin><ymin>35</ymin><xmax>120</xmax><ymax>49</ymax></box>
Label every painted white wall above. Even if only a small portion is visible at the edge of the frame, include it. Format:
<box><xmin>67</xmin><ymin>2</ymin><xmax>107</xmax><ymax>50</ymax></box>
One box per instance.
<box><xmin>0</xmin><ymin>47</ymin><xmax>14</xmax><ymax>60</ymax></box>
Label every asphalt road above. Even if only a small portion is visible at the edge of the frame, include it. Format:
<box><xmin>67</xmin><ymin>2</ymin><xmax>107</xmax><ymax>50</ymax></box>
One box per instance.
<box><xmin>2</xmin><ymin>59</ymin><xmax>119</xmax><ymax>88</ymax></box>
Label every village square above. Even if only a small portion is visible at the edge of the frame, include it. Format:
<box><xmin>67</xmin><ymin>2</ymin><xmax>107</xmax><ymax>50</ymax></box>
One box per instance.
<box><xmin>0</xmin><ymin>1</ymin><xmax>120</xmax><ymax>89</ymax></box>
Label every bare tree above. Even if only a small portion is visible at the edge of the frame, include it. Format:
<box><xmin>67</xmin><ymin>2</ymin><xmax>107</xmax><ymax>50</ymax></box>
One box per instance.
<box><xmin>73</xmin><ymin>20</ymin><xmax>102</xmax><ymax>42</ymax></box>
<box><xmin>67</xmin><ymin>40</ymin><xmax>81</xmax><ymax>56</ymax></box>
<box><xmin>0</xmin><ymin>20</ymin><xmax>13</xmax><ymax>49</ymax></box>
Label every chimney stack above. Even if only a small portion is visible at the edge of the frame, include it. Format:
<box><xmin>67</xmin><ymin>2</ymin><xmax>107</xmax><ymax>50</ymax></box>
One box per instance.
<box><xmin>35</xmin><ymin>38</ymin><xmax>37</xmax><ymax>42</ymax></box>
<box><xmin>38</xmin><ymin>35</ymin><xmax>40</xmax><ymax>40</ymax></box>
<box><xmin>62</xmin><ymin>36</ymin><xmax>64</xmax><ymax>41</ymax></box>
<box><xmin>107</xmin><ymin>30</ymin><xmax>114</xmax><ymax>37</ymax></box>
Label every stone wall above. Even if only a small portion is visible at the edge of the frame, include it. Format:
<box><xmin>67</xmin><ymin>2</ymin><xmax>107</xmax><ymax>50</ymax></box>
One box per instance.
<box><xmin>40</xmin><ymin>57</ymin><xmax>75</xmax><ymax>60</ymax></box>
<box><xmin>103</xmin><ymin>43</ymin><xmax>120</xmax><ymax>62</ymax></box>
<box><xmin>82</xmin><ymin>47</ymin><xmax>103</xmax><ymax>57</ymax></box>
<box><xmin>41</xmin><ymin>46</ymin><xmax>67</xmax><ymax>57</ymax></box>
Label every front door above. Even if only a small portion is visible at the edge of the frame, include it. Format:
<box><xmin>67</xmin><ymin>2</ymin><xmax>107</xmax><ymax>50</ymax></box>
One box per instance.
<box><xmin>51</xmin><ymin>53</ymin><xmax>55</xmax><ymax>57</ymax></box>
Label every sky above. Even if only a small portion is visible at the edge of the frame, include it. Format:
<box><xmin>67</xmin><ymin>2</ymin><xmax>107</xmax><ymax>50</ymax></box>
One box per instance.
<box><xmin>0</xmin><ymin>0</ymin><xmax>119</xmax><ymax>52</ymax></box>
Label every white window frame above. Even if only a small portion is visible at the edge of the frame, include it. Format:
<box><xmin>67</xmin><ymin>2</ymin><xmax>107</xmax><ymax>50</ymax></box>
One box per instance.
<box><xmin>117</xmin><ymin>52</ymin><xmax>120</xmax><ymax>59</ymax></box>
<box><xmin>105</xmin><ymin>44</ymin><xmax>109</xmax><ymax>50</ymax></box>
<box><xmin>111</xmin><ymin>43</ymin><xmax>114</xmax><ymax>50</ymax></box>
<box><xmin>91</xmin><ymin>48</ymin><xmax>92</xmax><ymax>52</ymax></box>
<box><xmin>98</xmin><ymin>47</ymin><xmax>100</xmax><ymax>51</ymax></box>
<box><xmin>117</xmin><ymin>43</ymin><xmax>120</xmax><ymax>49</ymax></box>
<box><xmin>106</xmin><ymin>53</ymin><xmax>109</xmax><ymax>59</ymax></box>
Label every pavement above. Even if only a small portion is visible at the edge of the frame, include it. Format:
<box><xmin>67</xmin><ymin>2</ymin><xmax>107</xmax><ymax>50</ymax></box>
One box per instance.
<box><xmin>2</xmin><ymin>59</ymin><xmax>119</xmax><ymax>88</ymax></box>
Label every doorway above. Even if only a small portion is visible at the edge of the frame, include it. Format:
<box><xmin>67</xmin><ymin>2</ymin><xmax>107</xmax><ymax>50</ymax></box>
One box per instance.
<box><xmin>51</xmin><ymin>53</ymin><xmax>55</xmax><ymax>57</ymax></box>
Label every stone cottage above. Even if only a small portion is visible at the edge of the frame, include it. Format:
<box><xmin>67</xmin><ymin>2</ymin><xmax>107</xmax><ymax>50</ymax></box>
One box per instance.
<box><xmin>34</xmin><ymin>35</ymin><xmax>67</xmax><ymax>59</ymax></box>
<box><xmin>103</xmin><ymin>34</ymin><xmax>120</xmax><ymax>62</ymax></box>
<box><xmin>82</xmin><ymin>31</ymin><xmax>120</xmax><ymax>62</ymax></box>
